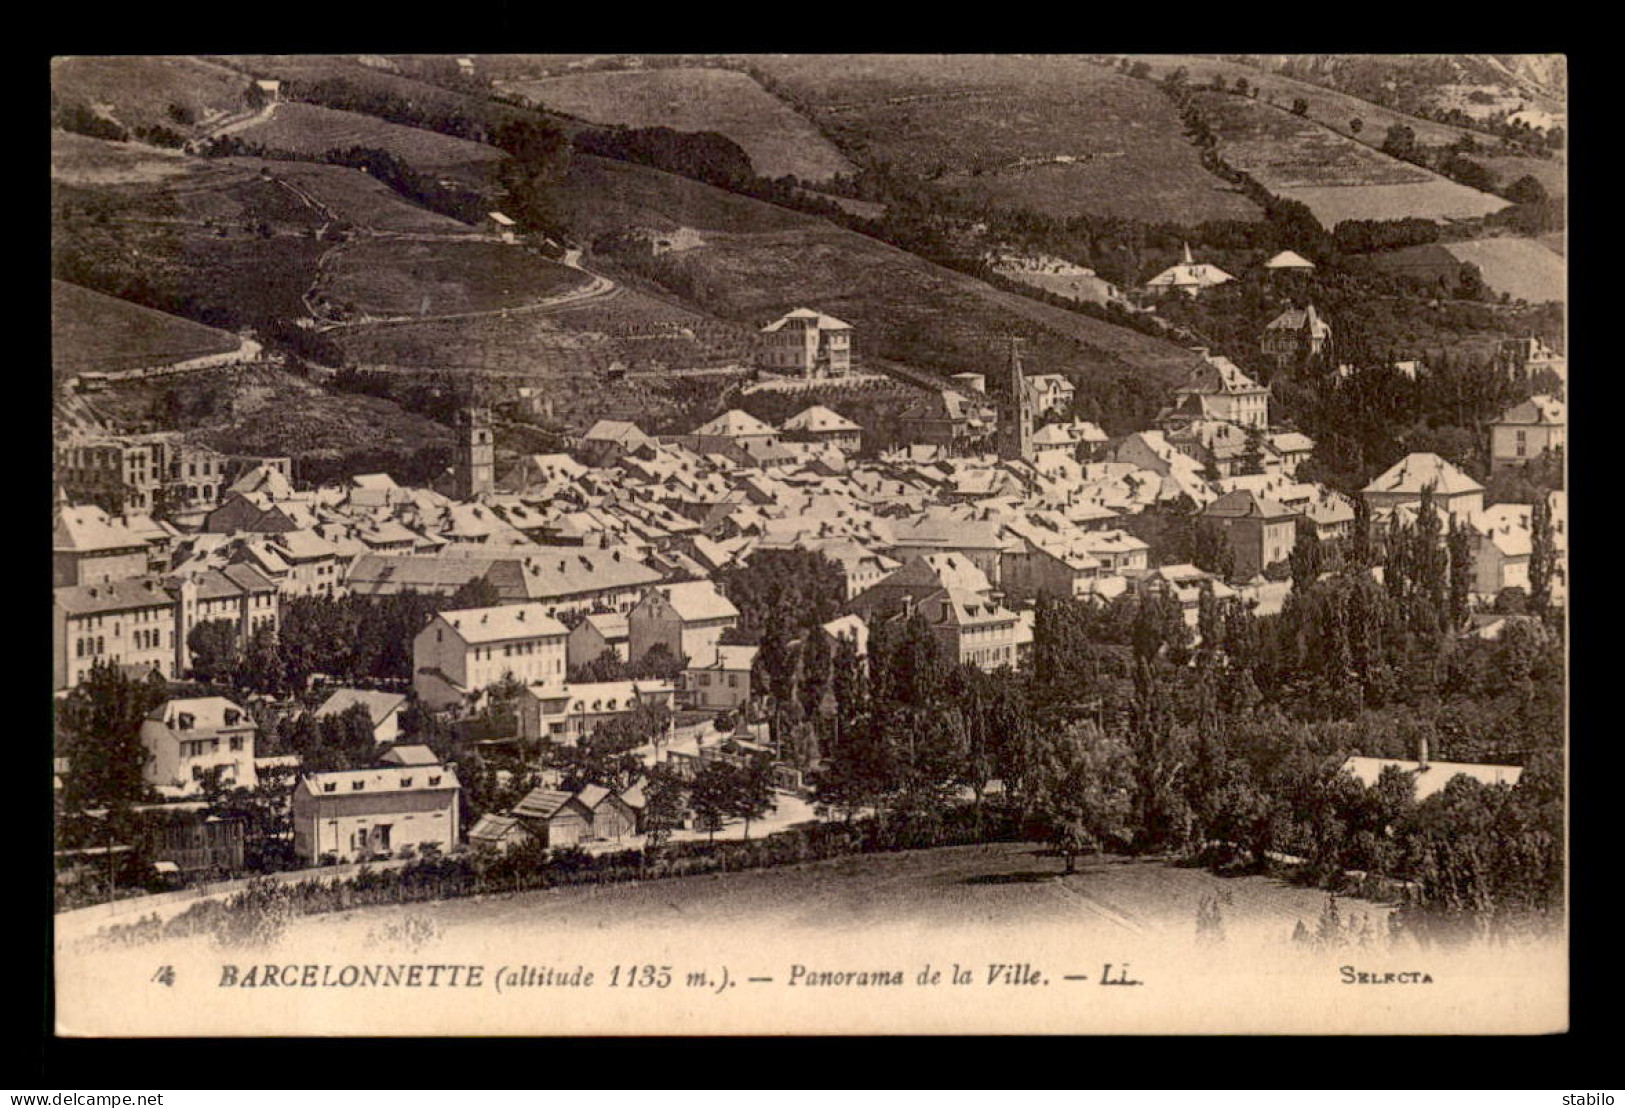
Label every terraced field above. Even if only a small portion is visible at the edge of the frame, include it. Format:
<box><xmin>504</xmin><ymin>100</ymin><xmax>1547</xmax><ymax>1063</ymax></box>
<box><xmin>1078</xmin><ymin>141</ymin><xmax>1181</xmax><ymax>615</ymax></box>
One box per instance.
<box><xmin>318</xmin><ymin>240</ymin><xmax>590</xmax><ymax>318</ymax></box>
<box><xmin>50</xmin><ymin>130</ymin><xmax>195</xmax><ymax>187</ymax></box>
<box><xmin>258</xmin><ymin>161</ymin><xmax>480</xmax><ymax>233</ymax></box>
<box><xmin>52</xmin><ymin>280</ymin><xmax>241</xmax><ymax>382</ymax></box>
<box><xmin>232</xmin><ymin>102</ymin><xmax>506</xmax><ymax>176</ymax></box>
<box><xmin>1192</xmin><ymin>91</ymin><xmax>1508</xmax><ymax>225</ymax></box>
<box><xmin>749</xmin><ymin>54</ymin><xmax>1261</xmax><ymax>224</ymax></box>
<box><xmin>499</xmin><ymin>67</ymin><xmax>855</xmax><ymax>181</ymax></box>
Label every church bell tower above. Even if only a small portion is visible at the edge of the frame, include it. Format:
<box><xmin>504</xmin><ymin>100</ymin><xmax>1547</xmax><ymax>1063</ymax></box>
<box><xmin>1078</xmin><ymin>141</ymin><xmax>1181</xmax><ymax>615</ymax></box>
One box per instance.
<box><xmin>455</xmin><ymin>407</ymin><xmax>494</xmax><ymax>500</ymax></box>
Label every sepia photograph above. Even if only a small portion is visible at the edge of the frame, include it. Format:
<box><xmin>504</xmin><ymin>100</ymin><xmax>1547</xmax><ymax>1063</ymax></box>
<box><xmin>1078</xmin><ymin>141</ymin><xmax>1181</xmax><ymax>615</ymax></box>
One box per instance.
<box><xmin>49</xmin><ymin>51</ymin><xmax>1568</xmax><ymax>1038</ymax></box>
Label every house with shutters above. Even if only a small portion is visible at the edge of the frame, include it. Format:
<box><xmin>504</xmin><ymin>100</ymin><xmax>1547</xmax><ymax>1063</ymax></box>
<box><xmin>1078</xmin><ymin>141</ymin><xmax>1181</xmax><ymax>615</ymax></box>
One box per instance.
<box><xmin>1202</xmin><ymin>488</ymin><xmax>1299</xmax><ymax>579</ymax></box>
<box><xmin>291</xmin><ymin>754</ymin><xmax>460</xmax><ymax>863</ymax></box>
<box><xmin>1261</xmin><ymin>303</ymin><xmax>1332</xmax><ymax>368</ymax></box>
<box><xmin>685</xmin><ymin>644</ymin><xmax>757</xmax><ymax>710</ymax></box>
<box><xmin>1489</xmin><ymin>395</ymin><xmax>1564</xmax><ymax>472</ymax></box>
<box><xmin>755</xmin><ymin>308</ymin><xmax>853</xmax><ymax>378</ymax></box>
<box><xmin>627</xmin><ymin>580</ymin><xmax>740</xmax><ymax>670</ymax></box>
<box><xmin>1362</xmin><ymin>453</ymin><xmax>1485</xmax><ymax>525</ymax></box>
<box><xmin>53</xmin><ymin>503</ymin><xmax>149</xmax><ymax>588</ymax></box>
<box><xmin>412</xmin><ymin>602</ymin><xmax>568</xmax><ymax>710</ymax></box>
<box><xmin>139</xmin><ymin>696</ymin><xmax>259</xmax><ymax>797</ymax></box>
<box><xmin>779</xmin><ymin>405</ymin><xmax>863</xmax><ymax>453</ymax></box>
<box><xmin>915</xmin><ymin>588</ymin><xmax>1022</xmax><ymax>672</ymax></box>
<box><xmin>1169</xmin><ymin>350</ymin><xmax>1270</xmax><ymax>431</ymax></box>
<box><xmin>517</xmin><ymin>679</ymin><xmax>676</xmax><ymax>745</ymax></box>
<box><xmin>53</xmin><ymin>576</ymin><xmax>179</xmax><ymax>691</ymax></box>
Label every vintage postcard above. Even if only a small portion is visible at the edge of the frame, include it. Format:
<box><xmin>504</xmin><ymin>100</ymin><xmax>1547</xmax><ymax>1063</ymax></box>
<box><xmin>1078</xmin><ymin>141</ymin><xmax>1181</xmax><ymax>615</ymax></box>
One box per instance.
<box><xmin>51</xmin><ymin>52</ymin><xmax>1567</xmax><ymax>1036</ymax></box>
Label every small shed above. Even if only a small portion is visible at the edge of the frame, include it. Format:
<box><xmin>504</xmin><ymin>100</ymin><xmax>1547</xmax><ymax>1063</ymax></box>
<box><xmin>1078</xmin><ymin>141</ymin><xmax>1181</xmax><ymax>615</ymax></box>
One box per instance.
<box><xmin>576</xmin><ymin>783</ymin><xmax>637</xmax><ymax>842</ymax></box>
<box><xmin>486</xmin><ymin>211</ymin><xmax>518</xmax><ymax>242</ymax></box>
<box><xmin>468</xmin><ymin>813</ymin><xmax>532</xmax><ymax>854</ymax></box>
<box><xmin>512</xmin><ymin>786</ymin><xmax>592</xmax><ymax>847</ymax></box>
<box><xmin>254</xmin><ymin>79</ymin><xmax>282</xmax><ymax>103</ymax></box>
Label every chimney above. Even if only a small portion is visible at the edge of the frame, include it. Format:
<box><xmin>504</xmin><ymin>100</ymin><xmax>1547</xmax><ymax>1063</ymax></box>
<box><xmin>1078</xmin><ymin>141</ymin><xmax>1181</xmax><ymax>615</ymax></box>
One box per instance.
<box><xmin>1417</xmin><ymin>734</ymin><xmax>1430</xmax><ymax>771</ymax></box>
<box><xmin>517</xmin><ymin>609</ymin><xmax>525</xmax><ymax>621</ymax></box>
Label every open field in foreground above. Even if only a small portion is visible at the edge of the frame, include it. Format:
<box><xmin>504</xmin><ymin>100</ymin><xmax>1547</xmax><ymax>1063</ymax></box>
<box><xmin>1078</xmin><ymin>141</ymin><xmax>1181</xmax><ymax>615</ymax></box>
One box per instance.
<box><xmin>500</xmin><ymin>67</ymin><xmax>854</xmax><ymax>182</ymax></box>
<box><xmin>287</xmin><ymin>842</ymin><xmax>1388</xmax><ymax>943</ymax></box>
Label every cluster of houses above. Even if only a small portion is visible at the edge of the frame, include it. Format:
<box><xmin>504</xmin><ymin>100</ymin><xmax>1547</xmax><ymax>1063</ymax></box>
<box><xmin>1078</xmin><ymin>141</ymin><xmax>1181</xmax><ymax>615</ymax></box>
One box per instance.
<box><xmin>52</xmin><ymin>296</ymin><xmax>1567</xmax><ymax>882</ymax></box>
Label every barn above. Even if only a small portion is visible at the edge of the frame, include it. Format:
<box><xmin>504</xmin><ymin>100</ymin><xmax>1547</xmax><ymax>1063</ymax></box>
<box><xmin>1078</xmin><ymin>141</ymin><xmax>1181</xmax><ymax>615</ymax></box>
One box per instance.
<box><xmin>511</xmin><ymin>787</ymin><xmax>592</xmax><ymax>848</ymax></box>
<box><xmin>576</xmin><ymin>783</ymin><xmax>637</xmax><ymax>842</ymax></box>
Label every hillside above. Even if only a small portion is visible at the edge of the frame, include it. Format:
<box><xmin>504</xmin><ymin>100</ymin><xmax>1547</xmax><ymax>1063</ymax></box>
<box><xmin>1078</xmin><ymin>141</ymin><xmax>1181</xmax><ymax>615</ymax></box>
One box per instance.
<box><xmin>51</xmin><ymin>55</ymin><xmax>255</xmax><ymax>138</ymax></box>
<box><xmin>52</xmin><ymin>280</ymin><xmax>241</xmax><ymax>382</ymax></box>
<box><xmin>1191</xmin><ymin>90</ymin><xmax>1508</xmax><ymax>225</ymax></box>
<box><xmin>549</xmin><ymin>156</ymin><xmax>1201</xmax><ymax>386</ymax></box>
<box><xmin>497</xmin><ymin>67</ymin><xmax>855</xmax><ymax>181</ymax></box>
<box><xmin>229</xmin><ymin>102</ymin><xmax>506</xmax><ymax>179</ymax></box>
<box><xmin>1439</xmin><ymin>237</ymin><xmax>1565</xmax><ymax>305</ymax></box>
<box><xmin>747</xmin><ymin>54</ymin><xmax>1261</xmax><ymax>224</ymax></box>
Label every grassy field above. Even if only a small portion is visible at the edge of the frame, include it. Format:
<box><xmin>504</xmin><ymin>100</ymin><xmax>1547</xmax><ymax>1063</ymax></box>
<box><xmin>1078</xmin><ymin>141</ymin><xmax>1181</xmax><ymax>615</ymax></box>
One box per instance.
<box><xmin>234</xmin><ymin>102</ymin><xmax>506</xmax><ymax>175</ymax></box>
<box><xmin>51</xmin><ymin>55</ymin><xmax>253</xmax><ymax>137</ymax></box>
<box><xmin>1127</xmin><ymin>55</ymin><xmax>1502</xmax><ymax>150</ymax></box>
<box><xmin>254</xmin><ymin>161</ymin><xmax>479</xmax><ymax>233</ymax></box>
<box><xmin>1191</xmin><ymin>91</ymin><xmax>1508</xmax><ymax>225</ymax></box>
<box><xmin>749</xmin><ymin>54</ymin><xmax>1261</xmax><ymax>224</ymax></box>
<box><xmin>50</xmin><ymin>131</ymin><xmax>196</xmax><ymax>187</ymax></box>
<box><xmin>318</xmin><ymin>240</ymin><xmax>589</xmax><ymax>318</ymax></box>
<box><xmin>52</xmin><ymin>280</ymin><xmax>241</xmax><ymax>381</ymax></box>
<box><xmin>499</xmin><ymin>67</ymin><xmax>855</xmax><ymax>182</ymax></box>
<box><xmin>1475</xmin><ymin>152</ymin><xmax>1567</xmax><ymax>200</ymax></box>
<box><xmin>1440</xmin><ymin>237</ymin><xmax>1565</xmax><ymax>304</ymax></box>
<box><xmin>275</xmin><ymin>842</ymin><xmax>1384</xmax><ymax>944</ymax></box>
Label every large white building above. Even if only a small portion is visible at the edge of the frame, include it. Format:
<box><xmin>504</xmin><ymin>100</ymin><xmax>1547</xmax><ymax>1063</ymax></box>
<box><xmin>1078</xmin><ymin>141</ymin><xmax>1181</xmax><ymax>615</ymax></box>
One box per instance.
<box><xmin>138</xmin><ymin>696</ymin><xmax>259</xmax><ymax>797</ymax></box>
<box><xmin>413</xmin><ymin>602</ymin><xmax>568</xmax><ymax>709</ymax></box>
<box><xmin>756</xmin><ymin>308</ymin><xmax>853</xmax><ymax>378</ymax></box>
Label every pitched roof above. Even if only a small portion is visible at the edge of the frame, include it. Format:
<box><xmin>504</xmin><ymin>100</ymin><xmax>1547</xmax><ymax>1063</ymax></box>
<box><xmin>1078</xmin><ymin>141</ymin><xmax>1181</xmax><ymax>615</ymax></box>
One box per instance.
<box><xmin>1363</xmin><ymin>453</ymin><xmax>1484</xmax><ymax>497</ymax></box>
<box><xmin>691</xmin><ymin>409</ymin><xmax>777</xmax><ymax>438</ymax></box>
<box><xmin>469</xmin><ymin>813</ymin><xmax>523</xmax><ymax>842</ymax></box>
<box><xmin>439</xmin><ymin>603</ymin><xmax>568</xmax><ymax>645</ymax></box>
<box><xmin>1495</xmin><ymin>395</ymin><xmax>1565</xmax><ymax>426</ymax></box>
<box><xmin>1264</xmin><ymin>249</ymin><xmax>1315</xmax><ymax>269</ymax></box>
<box><xmin>582</xmin><ymin>419</ymin><xmax>654</xmax><ymax>446</ymax></box>
<box><xmin>301</xmin><ymin>762</ymin><xmax>459</xmax><ymax>794</ymax></box>
<box><xmin>379</xmin><ymin>743</ymin><xmax>438</xmax><ymax>766</ymax></box>
<box><xmin>54</xmin><ymin>504</ymin><xmax>145</xmax><ymax>553</ymax></box>
<box><xmin>1265</xmin><ymin>304</ymin><xmax>1332</xmax><ymax>337</ymax></box>
<box><xmin>512</xmin><ymin>786</ymin><xmax>581</xmax><ymax>821</ymax></box>
<box><xmin>1204</xmin><ymin>488</ymin><xmax>1295</xmax><ymax>520</ymax></box>
<box><xmin>760</xmin><ymin>307</ymin><xmax>852</xmax><ymax>332</ymax></box>
<box><xmin>315</xmin><ymin>688</ymin><xmax>407</xmax><ymax>727</ymax></box>
<box><xmin>1177</xmin><ymin>352</ymin><xmax>1264</xmax><ymax>396</ymax></box>
<box><xmin>1340</xmin><ymin>756</ymin><xmax>1522</xmax><ymax>801</ymax></box>
<box><xmin>780</xmin><ymin>405</ymin><xmax>862</xmax><ymax>434</ymax></box>
<box><xmin>146</xmin><ymin>697</ymin><xmax>254</xmax><ymax>731</ymax></box>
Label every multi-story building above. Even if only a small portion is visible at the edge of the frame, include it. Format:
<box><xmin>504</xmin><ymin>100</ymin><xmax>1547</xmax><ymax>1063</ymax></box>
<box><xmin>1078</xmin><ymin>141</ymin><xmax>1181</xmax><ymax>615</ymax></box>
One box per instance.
<box><xmin>684</xmin><ymin>644</ymin><xmax>757</xmax><ymax>710</ymax></box>
<box><xmin>53</xmin><ymin>576</ymin><xmax>180</xmax><ymax>690</ymax></box>
<box><xmin>53</xmin><ymin>433</ymin><xmax>268</xmax><ymax>517</ymax></box>
<box><xmin>917</xmin><ymin>587</ymin><xmax>1022</xmax><ymax>672</ymax></box>
<box><xmin>1026</xmin><ymin>374</ymin><xmax>1076</xmax><ymax>417</ymax></box>
<box><xmin>1202</xmin><ymin>488</ymin><xmax>1299</xmax><ymax>579</ymax></box>
<box><xmin>53</xmin><ymin>504</ymin><xmax>148</xmax><ymax>588</ymax></box>
<box><xmin>897</xmin><ymin>390</ymin><xmax>995</xmax><ymax>454</ymax></box>
<box><xmin>517</xmin><ymin>679</ymin><xmax>677</xmax><ymax>745</ymax></box>
<box><xmin>628</xmin><ymin>581</ymin><xmax>740</xmax><ymax>670</ymax></box>
<box><xmin>413</xmin><ymin>602</ymin><xmax>569</xmax><ymax>709</ymax></box>
<box><xmin>1489</xmin><ymin>395</ymin><xmax>1565</xmax><ymax>472</ymax></box>
<box><xmin>1170</xmin><ymin>350</ymin><xmax>1270</xmax><ymax>431</ymax></box>
<box><xmin>139</xmin><ymin>696</ymin><xmax>259</xmax><ymax>796</ymax></box>
<box><xmin>778</xmin><ymin>405</ymin><xmax>863</xmax><ymax>453</ymax></box>
<box><xmin>451</xmin><ymin>407</ymin><xmax>495</xmax><ymax>501</ymax></box>
<box><xmin>756</xmin><ymin>308</ymin><xmax>853</xmax><ymax>378</ymax></box>
<box><xmin>292</xmin><ymin>749</ymin><xmax>461</xmax><ymax>863</ymax></box>
<box><xmin>1362</xmin><ymin>452</ymin><xmax>1485</xmax><ymax>525</ymax></box>
<box><xmin>1261</xmin><ymin>303</ymin><xmax>1332</xmax><ymax>368</ymax></box>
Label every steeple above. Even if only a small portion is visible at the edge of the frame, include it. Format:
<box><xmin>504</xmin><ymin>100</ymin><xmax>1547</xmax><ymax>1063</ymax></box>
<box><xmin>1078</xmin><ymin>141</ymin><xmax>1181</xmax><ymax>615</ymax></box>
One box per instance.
<box><xmin>1181</xmin><ymin>241</ymin><xmax>1194</xmax><ymax>266</ymax></box>
<box><xmin>996</xmin><ymin>337</ymin><xmax>1034</xmax><ymax>463</ymax></box>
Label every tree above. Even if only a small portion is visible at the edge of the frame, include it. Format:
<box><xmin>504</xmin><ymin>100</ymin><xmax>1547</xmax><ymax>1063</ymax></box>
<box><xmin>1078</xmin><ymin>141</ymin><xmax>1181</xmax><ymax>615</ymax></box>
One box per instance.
<box><xmin>238</xmin><ymin>623</ymin><xmax>288</xmax><ymax>695</ymax></box>
<box><xmin>1289</xmin><ymin>527</ymin><xmax>1325</xmax><ymax>594</ymax></box>
<box><xmin>639</xmin><ymin>764</ymin><xmax>687</xmax><ymax>854</ymax></box>
<box><xmin>689</xmin><ymin>760</ymin><xmax>736</xmax><ymax>841</ymax></box>
<box><xmin>1031</xmin><ymin>722</ymin><xmax>1135</xmax><ymax>874</ymax></box>
<box><xmin>187</xmin><ymin>619</ymin><xmax>241</xmax><ymax>685</ymax></box>
<box><xmin>569</xmin><ymin>647</ymin><xmax>626</xmax><ymax>684</ymax></box>
<box><xmin>1528</xmin><ymin>496</ymin><xmax>1555</xmax><ymax>619</ymax></box>
<box><xmin>730</xmin><ymin>752</ymin><xmax>777</xmax><ymax>839</ymax></box>
<box><xmin>1350</xmin><ymin>117</ymin><xmax>1363</xmax><ymax>135</ymax></box>
<box><xmin>57</xmin><ymin>661</ymin><xmax>166</xmax><ymax>809</ymax></box>
<box><xmin>1292</xmin><ymin>98</ymin><xmax>1309</xmax><ymax>116</ymax></box>
<box><xmin>447</xmin><ymin>576</ymin><xmax>503</xmax><ymax>610</ymax></box>
<box><xmin>1382</xmin><ymin>123</ymin><xmax>1417</xmax><ymax>161</ymax></box>
<box><xmin>1447</xmin><ymin>517</ymin><xmax>1475</xmax><ymax>631</ymax></box>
